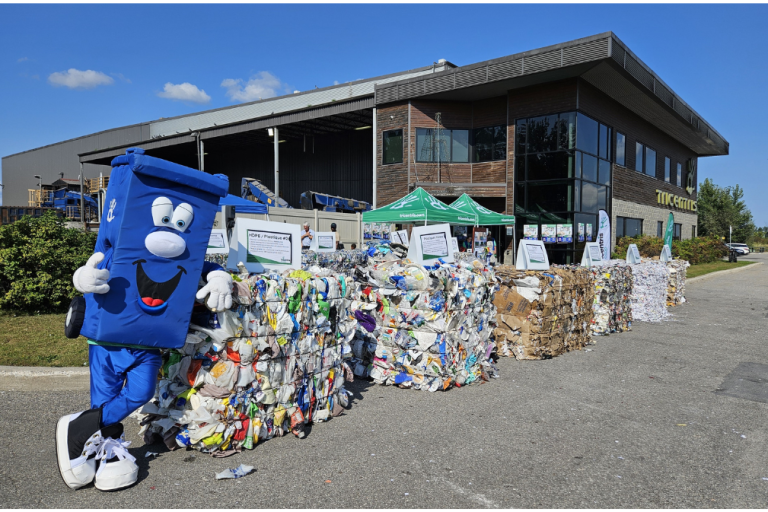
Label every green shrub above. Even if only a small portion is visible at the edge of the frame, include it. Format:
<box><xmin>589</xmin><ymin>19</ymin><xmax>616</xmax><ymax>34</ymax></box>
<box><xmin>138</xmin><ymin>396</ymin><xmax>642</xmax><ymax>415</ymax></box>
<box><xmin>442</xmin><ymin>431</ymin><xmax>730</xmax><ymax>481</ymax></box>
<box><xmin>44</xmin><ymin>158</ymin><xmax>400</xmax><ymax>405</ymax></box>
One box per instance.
<box><xmin>613</xmin><ymin>234</ymin><xmax>726</xmax><ymax>264</ymax></box>
<box><xmin>0</xmin><ymin>212</ymin><xmax>97</xmax><ymax>313</ymax></box>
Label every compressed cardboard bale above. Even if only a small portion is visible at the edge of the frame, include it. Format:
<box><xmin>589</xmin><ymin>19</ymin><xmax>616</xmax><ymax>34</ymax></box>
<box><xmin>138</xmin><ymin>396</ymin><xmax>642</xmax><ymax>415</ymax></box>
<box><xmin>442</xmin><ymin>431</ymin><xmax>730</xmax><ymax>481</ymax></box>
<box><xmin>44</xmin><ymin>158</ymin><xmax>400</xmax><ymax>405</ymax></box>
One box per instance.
<box><xmin>493</xmin><ymin>265</ymin><xmax>595</xmax><ymax>360</ymax></box>
<box><xmin>589</xmin><ymin>261</ymin><xmax>633</xmax><ymax>336</ymax></box>
<box><xmin>666</xmin><ymin>259</ymin><xmax>690</xmax><ymax>306</ymax></box>
<box><xmin>346</xmin><ymin>257</ymin><xmax>500</xmax><ymax>390</ymax></box>
<box><xmin>134</xmin><ymin>267</ymin><xmax>357</xmax><ymax>454</ymax></box>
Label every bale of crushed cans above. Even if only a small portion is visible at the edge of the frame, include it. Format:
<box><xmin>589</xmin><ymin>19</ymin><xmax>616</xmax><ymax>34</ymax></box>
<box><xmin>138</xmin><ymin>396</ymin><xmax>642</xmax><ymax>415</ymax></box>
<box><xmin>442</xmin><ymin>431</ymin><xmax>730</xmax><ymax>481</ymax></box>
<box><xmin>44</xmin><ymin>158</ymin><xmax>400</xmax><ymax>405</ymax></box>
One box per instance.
<box><xmin>588</xmin><ymin>261</ymin><xmax>633</xmax><ymax>336</ymax></box>
<box><xmin>135</xmin><ymin>264</ymin><xmax>358</xmax><ymax>455</ymax></box>
<box><xmin>493</xmin><ymin>265</ymin><xmax>595</xmax><ymax>360</ymax></box>
<box><xmin>666</xmin><ymin>259</ymin><xmax>689</xmax><ymax>306</ymax></box>
<box><xmin>346</xmin><ymin>253</ymin><xmax>500</xmax><ymax>390</ymax></box>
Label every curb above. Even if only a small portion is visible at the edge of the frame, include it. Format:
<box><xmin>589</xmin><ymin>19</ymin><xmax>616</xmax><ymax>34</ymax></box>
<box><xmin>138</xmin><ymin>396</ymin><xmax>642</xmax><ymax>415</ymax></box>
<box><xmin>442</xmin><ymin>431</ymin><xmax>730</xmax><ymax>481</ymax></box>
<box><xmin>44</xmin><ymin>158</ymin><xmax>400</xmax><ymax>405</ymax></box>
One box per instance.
<box><xmin>0</xmin><ymin>366</ymin><xmax>90</xmax><ymax>377</ymax></box>
<box><xmin>687</xmin><ymin>261</ymin><xmax>763</xmax><ymax>285</ymax></box>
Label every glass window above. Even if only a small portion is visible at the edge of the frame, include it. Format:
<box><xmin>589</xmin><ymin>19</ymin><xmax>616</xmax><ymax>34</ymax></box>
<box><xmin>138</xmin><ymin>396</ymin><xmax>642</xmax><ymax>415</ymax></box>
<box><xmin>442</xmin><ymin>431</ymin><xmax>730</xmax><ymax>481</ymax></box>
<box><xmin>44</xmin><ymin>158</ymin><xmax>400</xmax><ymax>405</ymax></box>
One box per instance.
<box><xmin>529</xmin><ymin>115</ymin><xmax>558</xmax><ymax>153</ymax></box>
<box><xmin>493</xmin><ymin>126</ymin><xmax>506</xmax><ymax>161</ymax></box>
<box><xmin>514</xmin><ymin>183</ymin><xmax>525</xmax><ymax>212</ymax></box>
<box><xmin>598</xmin><ymin>159</ymin><xmax>611</xmax><ymax>186</ymax></box>
<box><xmin>382</xmin><ymin>129</ymin><xmax>403</xmax><ymax>165</ymax></box>
<box><xmin>664</xmin><ymin>157</ymin><xmax>671</xmax><ymax>182</ymax></box>
<box><xmin>597</xmin><ymin>185</ymin><xmax>607</xmax><ymax>212</ymax></box>
<box><xmin>673</xmin><ymin>223</ymin><xmax>682</xmax><ymax>241</ymax></box>
<box><xmin>657</xmin><ymin>221</ymin><xmax>663</xmax><ymax>237</ymax></box>
<box><xmin>527</xmin><ymin>181</ymin><xmax>572</xmax><ymax>212</ymax></box>
<box><xmin>526</xmin><ymin>152</ymin><xmax>574</xmax><ymax>180</ymax></box>
<box><xmin>581</xmin><ymin>181</ymin><xmax>598</xmax><ymax>213</ymax></box>
<box><xmin>616</xmin><ymin>217</ymin><xmax>624</xmax><ymax>238</ymax></box>
<box><xmin>625</xmin><ymin>218</ymin><xmax>642</xmax><ymax>237</ymax></box>
<box><xmin>574</xmin><ymin>151</ymin><xmax>581</xmax><ymax>179</ymax></box>
<box><xmin>452</xmin><ymin>130</ymin><xmax>469</xmax><ymax>163</ymax></box>
<box><xmin>616</xmin><ymin>132</ymin><xmax>626</xmax><ymax>166</ymax></box>
<box><xmin>516</xmin><ymin>119</ymin><xmax>527</xmax><ymax>154</ymax></box>
<box><xmin>473</xmin><ymin>126</ymin><xmax>506</xmax><ymax>163</ymax></box>
<box><xmin>558</xmin><ymin>112</ymin><xmax>576</xmax><ymax>150</ymax></box>
<box><xmin>582</xmin><ymin>153</ymin><xmax>598</xmax><ymax>182</ymax></box>
<box><xmin>645</xmin><ymin>147</ymin><xmax>656</xmax><ymax>177</ymax></box>
<box><xmin>676</xmin><ymin>163</ymin><xmax>682</xmax><ymax>187</ymax></box>
<box><xmin>599</xmin><ymin>124</ymin><xmax>609</xmax><ymax>159</ymax></box>
<box><xmin>573</xmin><ymin>180</ymin><xmax>581</xmax><ymax>212</ymax></box>
<box><xmin>576</xmin><ymin>114</ymin><xmax>598</xmax><ymax>155</ymax></box>
<box><xmin>635</xmin><ymin>142</ymin><xmax>644</xmax><ymax>172</ymax></box>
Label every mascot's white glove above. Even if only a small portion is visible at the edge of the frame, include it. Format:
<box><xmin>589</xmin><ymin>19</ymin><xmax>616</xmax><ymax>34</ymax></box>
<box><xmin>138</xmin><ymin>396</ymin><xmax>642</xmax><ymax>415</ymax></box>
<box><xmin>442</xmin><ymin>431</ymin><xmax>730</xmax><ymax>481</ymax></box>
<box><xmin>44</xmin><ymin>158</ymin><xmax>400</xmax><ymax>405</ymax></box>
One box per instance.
<box><xmin>73</xmin><ymin>252</ymin><xmax>111</xmax><ymax>294</ymax></box>
<box><xmin>196</xmin><ymin>270</ymin><xmax>233</xmax><ymax>312</ymax></box>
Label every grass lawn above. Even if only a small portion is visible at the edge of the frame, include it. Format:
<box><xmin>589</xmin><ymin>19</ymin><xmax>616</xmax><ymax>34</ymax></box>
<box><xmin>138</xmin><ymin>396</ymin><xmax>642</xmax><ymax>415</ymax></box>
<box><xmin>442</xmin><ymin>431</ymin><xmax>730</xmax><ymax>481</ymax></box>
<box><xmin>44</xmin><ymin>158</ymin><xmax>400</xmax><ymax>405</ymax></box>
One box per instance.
<box><xmin>687</xmin><ymin>260</ymin><xmax>755</xmax><ymax>279</ymax></box>
<box><xmin>0</xmin><ymin>313</ymin><xmax>88</xmax><ymax>367</ymax></box>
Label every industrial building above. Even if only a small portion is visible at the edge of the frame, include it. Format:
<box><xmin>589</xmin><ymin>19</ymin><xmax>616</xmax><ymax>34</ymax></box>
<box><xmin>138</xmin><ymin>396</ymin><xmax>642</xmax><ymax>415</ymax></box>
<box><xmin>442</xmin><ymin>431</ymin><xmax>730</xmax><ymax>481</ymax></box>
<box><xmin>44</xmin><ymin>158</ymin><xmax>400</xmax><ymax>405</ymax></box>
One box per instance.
<box><xmin>1</xmin><ymin>32</ymin><xmax>727</xmax><ymax>263</ymax></box>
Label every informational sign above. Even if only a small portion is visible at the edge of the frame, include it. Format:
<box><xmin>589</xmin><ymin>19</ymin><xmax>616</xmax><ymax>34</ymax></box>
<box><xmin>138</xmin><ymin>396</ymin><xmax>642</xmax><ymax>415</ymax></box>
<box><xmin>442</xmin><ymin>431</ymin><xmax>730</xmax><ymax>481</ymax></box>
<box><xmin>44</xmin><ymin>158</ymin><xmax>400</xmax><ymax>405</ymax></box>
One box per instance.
<box><xmin>363</xmin><ymin>223</ymin><xmax>372</xmax><ymax>240</ymax></box>
<box><xmin>407</xmin><ymin>223</ymin><xmax>454</xmax><ymax>265</ymax></box>
<box><xmin>451</xmin><ymin>237</ymin><xmax>459</xmax><ymax>254</ymax></box>
<box><xmin>515</xmin><ymin>239</ymin><xmax>550</xmax><ymax>270</ymax></box>
<box><xmin>660</xmin><ymin>244</ymin><xmax>672</xmax><ymax>262</ymax></box>
<box><xmin>523</xmin><ymin>224</ymin><xmax>539</xmax><ymax>240</ymax></box>
<box><xmin>506</xmin><ymin>225</ymin><xmax>514</xmax><ymax>236</ymax></box>
<box><xmin>556</xmin><ymin>224</ymin><xmax>573</xmax><ymax>243</ymax></box>
<box><xmin>473</xmin><ymin>229</ymin><xmax>487</xmax><ymax>249</ymax></box>
<box><xmin>382</xmin><ymin>223</ymin><xmax>391</xmax><ymax>238</ymax></box>
<box><xmin>598</xmin><ymin>209</ymin><xmax>611</xmax><ymax>260</ymax></box>
<box><xmin>397</xmin><ymin>230</ymin><xmax>409</xmax><ymax>246</ymax></box>
<box><xmin>577</xmin><ymin>223</ymin><xmax>585</xmax><ymax>243</ymax></box>
<box><xmin>310</xmin><ymin>231</ymin><xmax>336</xmax><ymax>253</ymax></box>
<box><xmin>229</xmin><ymin>218</ymin><xmax>301</xmax><ymax>272</ymax></box>
<box><xmin>206</xmin><ymin>229</ymin><xmax>229</xmax><ymax>255</ymax></box>
<box><xmin>586</xmin><ymin>223</ymin><xmax>593</xmax><ymax>242</ymax></box>
<box><xmin>542</xmin><ymin>224</ymin><xmax>557</xmax><ymax>243</ymax></box>
<box><xmin>626</xmin><ymin>243</ymin><xmax>642</xmax><ymax>264</ymax></box>
<box><xmin>580</xmin><ymin>242</ymin><xmax>604</xmax><ymax>267</ymax></box>
<box><xmin>372</xmin><ymin>223</ymin><xmax>382</xmax><ymax>239</ymax></box>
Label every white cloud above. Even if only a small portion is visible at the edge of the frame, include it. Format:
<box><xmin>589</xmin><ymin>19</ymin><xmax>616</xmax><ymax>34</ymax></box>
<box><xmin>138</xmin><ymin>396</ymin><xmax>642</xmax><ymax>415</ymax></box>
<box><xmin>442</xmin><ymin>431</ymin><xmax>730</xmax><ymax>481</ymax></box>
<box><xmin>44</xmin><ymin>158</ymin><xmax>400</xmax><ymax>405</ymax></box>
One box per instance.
<box><xmin>157</xmin><ymin>82</ymin><xmax>211</xmax><ymax>104</ymax></box>
<box><xmin>333</xmin><ymin>80</ymin><xmax>340</xmax><ymax>86</ymax></box>
<box><xmin>48</xmin><ymin>68</ymin><xmax>114</xmax><ymax>89</ymax></box>
<box><xmin>17</xmin><ymin>57</ymin><xmax>28</xmax><ymax>63</ymax></box>
<box><xmin>221</xmin><ymin>71</ymin><xmax>289</xmax><ymax>102</ymax></box>
<box><xmin>112</xmin><ymin>73</ymin><xmax>131</xmax><ymax>84</ymax></box>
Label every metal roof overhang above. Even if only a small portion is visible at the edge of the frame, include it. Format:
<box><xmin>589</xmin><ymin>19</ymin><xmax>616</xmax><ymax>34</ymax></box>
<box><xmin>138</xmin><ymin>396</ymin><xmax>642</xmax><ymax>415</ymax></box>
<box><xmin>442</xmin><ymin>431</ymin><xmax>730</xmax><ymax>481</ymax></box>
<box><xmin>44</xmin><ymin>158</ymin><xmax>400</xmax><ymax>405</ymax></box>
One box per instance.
<box><xmin>374</xmin><ymin>32</ymin><xmax>728</xmax><ymax>157</ymax></box>
<box><xmin>79</xmin><ymin>98</ymin><xmax>375</xmax><ymax>165</ymax></box>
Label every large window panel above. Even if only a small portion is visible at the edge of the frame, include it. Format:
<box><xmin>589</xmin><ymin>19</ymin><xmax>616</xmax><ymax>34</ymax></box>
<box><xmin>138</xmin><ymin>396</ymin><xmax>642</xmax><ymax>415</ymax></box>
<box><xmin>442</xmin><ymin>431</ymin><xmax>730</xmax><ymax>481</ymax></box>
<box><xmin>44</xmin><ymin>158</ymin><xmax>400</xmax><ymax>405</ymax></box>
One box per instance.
<box><xmin>514</xmin><ymin>183</ymin><xmax>526</xmax><ymax>213</ymax></box>
<box><xmin>382</xmin><ymin>129</ymin><xmax>403</xmax><ymax>165</ymax></box>
<box><xmin>573</xmin><ymin>180</ymin><xmax>581</xmax><ymax>212</ymax></box>
<box><xmin>528</xmin><ymin>115</ymin><xmax>558</xmax><ymax>153</ymax></box>
<box><xmin>598</xmin><ymin>159</ymin><xmax>611</xmax><ymax>186</ymax></box>
<box><xmin>527</xmin><ymin>151</ymin><xmax>574</xmax><ymax>180</ymax></box>
<box><xmin>582</xmin><ymin>153</ymin><xmax>598</xmax><ymax>183</ymax></box>
<box><xmin>616</xmin><ymin>132</ymin><xmax>626</xmax><ymax>166</ymax></box>
<box><xmin>576</xmin><ymin>114</ymin><xmax>599</xmax><ymax>155</ymax></box>
<box><xmin>599</xmin><ymin>124</ymin><xmax>609</xmax><ymax>159</ymax></box>
<box><xmin>597</xmin><ymin>185</ymin><xmax>608</xmax><ymax>212</ymax></box>
<box><xmin>645</xmin><ymin>147</ymin><xmax>656</xmax><ymax>177</ymax></box>
<box><xmin>625</xmin><ymin>218</ymin><xmax>642</xmax><ymax>237</ymax></box>
<box><xmin>581</xmin><ymin>181</ymin><xmax>599</xmax><ymax>213</ymax></box>
<box><xmin>516</xmin><ymin>119</ymin><xmax>527</xmax><ymax>154</ymax></box>
<box><xmin>664</xmin><ymin>157</ymin><xmax>671</xmax><ymax>182</ymax></box>
<box><xmin>558</xmin><ymin>112</ymin><xmax>576</xmax><ymax>150</ymax></box>
<box><xmin>676</xmin><ymin>163</ymin><xmax>682</xmax><ymax>187</ymax></box>
<box><xmin>492</xmin><ymin>126</ymin><xmax>507</xmax><ymax>161</ymax></box>
<box><xmin>527</xmin><ymin>181</ymin><xmax>572</xmax><ymax>212</ymax></box>
<box><xmin>452</xmin><ymin>130</ymin><xmax>469</xmax><ymax>163</ymax></box>
<box><xmin>635</xmin><ymin>142</ymin><xmax>644</xmax><ymax>172</ymax></box>
<box><xmin>473</xmin><ymin>127</ymin><xmax>493</xmax><ymax>162</ymax></box>
<box><xmin>575</xmin><ymin>151</ymin><xmax>582</xmax><ymax>179</ymax></box>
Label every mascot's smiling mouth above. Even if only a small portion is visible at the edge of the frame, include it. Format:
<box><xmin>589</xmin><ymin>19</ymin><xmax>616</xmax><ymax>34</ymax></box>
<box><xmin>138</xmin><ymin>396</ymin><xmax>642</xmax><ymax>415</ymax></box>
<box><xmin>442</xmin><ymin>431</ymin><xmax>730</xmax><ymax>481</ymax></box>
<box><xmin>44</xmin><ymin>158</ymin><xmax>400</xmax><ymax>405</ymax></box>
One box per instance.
<box><xmin>133</xmin><ymin>259</ymin><xmax>186</xmax><ymax>313</ymax></box>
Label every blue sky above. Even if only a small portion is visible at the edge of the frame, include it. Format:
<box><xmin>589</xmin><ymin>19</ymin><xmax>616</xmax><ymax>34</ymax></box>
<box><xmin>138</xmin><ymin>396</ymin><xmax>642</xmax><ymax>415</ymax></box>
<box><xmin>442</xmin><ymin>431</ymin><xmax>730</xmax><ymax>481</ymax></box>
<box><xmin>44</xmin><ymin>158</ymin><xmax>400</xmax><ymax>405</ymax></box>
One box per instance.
<box><xmin>1</xmin><ymin>4</ymin><xmax>766</xmax><ymax>224</ymax></box>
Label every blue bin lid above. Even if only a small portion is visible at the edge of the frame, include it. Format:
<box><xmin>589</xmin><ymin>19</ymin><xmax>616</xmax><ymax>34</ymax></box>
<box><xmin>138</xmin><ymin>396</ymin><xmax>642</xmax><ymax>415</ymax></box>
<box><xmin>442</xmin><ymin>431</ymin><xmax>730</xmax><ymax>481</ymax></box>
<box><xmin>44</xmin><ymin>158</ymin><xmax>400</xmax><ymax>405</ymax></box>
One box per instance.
<box><xmin>110</xmin><ymin>148</ymin><xmax>228</xmax><ymax>198</ymax></box>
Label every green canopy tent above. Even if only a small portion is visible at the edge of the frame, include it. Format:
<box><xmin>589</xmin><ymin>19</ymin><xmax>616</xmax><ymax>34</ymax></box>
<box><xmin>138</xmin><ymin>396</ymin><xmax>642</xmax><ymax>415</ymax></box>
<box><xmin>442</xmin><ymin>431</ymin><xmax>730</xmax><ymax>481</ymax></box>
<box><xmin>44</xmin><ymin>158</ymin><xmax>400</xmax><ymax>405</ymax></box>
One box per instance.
<box><xmin>450</xmin><ymin>193</ymin><xmax>515</xmax><ymax>226</ymax></box>
<box><xmin>362</xmin><ymin>187</ymin><xmax>478</xmax><ymax>226</ymax></box>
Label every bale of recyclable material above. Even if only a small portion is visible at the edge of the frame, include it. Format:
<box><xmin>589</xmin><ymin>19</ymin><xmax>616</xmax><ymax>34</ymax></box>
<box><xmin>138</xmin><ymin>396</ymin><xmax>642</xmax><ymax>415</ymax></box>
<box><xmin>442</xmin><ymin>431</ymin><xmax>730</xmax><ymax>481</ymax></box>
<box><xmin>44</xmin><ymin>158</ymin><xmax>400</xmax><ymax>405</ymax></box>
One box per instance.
<box><xmin>627</xmin><ymin>261</ymin><xmax>670</xmax><ymax>322</ymax></box>
<box><xmin>346</xmin><ymin>257</ymin><xmax>500</xmax><ymax>390</ymax></box>
<box><xmin>666</xmin><ymin>259</ymin><xmax>689</xmax><ymax>306</ymax></box>
<box><xmin>589</xmin><ymin>261</ymin><xmax>633</xmax><ymax>336</ymax></box>
<box><xmin>135</xmin><ymin>267</ymin><xmax>357</xmax><ymax>455</ymax></box>
<box><xmin>302</xmin><ymin>249</ymin><xmax>370</xmax><ymax>272</ymax></box>
<box><xmin>493</xmin><ymin>265</ymin><xmax>595</xmax><ymax>360</ymax></box>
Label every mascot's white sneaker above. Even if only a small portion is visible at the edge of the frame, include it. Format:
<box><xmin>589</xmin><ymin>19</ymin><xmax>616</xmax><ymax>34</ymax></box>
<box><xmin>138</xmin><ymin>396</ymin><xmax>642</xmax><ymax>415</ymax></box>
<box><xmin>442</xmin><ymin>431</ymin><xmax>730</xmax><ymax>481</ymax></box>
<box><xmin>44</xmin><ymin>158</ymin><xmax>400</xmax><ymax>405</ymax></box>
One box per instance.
<box><xmin>55</xmin><ymin>408</ymin><xmax>123</xmax><ymax>489</ymax></box>
<box><xmin>94</xmin><ymin>435</ymin><xmax>138</xmax><ymax>491</ymax></box>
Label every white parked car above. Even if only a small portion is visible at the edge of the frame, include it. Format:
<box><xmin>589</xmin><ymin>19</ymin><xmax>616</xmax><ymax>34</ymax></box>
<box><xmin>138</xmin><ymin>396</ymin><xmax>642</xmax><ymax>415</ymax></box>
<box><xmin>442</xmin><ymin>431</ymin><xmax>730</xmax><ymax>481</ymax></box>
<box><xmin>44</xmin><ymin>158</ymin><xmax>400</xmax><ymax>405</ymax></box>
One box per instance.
<box><xmin>727</xmin><ymin>243</ymin><xmax>749</xmax><ymax>255</ymax></box>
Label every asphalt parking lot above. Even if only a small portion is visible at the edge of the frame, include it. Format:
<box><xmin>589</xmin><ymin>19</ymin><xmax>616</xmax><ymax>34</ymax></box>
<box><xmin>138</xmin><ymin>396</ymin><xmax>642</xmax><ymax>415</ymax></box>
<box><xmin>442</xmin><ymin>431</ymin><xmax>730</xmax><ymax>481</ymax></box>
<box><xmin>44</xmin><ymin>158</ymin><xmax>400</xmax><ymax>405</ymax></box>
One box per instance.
<box><xmin>1</xmin><ymin>259</ymin><xmax>767</xmax><ymax>508</ymax></box>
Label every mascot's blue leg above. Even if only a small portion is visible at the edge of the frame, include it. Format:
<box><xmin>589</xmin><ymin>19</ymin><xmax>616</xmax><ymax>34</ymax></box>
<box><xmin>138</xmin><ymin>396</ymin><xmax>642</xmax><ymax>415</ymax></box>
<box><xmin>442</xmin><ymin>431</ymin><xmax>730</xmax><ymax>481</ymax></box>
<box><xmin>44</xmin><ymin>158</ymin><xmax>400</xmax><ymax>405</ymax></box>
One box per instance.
<box><xmin>89</xmin><ymin>344</ymin><xmax>162</xmax><ymax>426</ymax></box>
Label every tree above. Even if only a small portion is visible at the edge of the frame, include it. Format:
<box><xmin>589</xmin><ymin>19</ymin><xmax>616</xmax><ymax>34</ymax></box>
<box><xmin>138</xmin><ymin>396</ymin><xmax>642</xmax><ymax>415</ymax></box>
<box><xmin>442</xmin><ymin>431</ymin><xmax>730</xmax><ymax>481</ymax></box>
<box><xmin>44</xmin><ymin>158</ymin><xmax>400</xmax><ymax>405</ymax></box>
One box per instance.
<box><xmin>696</xmin><ymin>178</ymin><xmax>755</xmax><ymax>243</ymax></box>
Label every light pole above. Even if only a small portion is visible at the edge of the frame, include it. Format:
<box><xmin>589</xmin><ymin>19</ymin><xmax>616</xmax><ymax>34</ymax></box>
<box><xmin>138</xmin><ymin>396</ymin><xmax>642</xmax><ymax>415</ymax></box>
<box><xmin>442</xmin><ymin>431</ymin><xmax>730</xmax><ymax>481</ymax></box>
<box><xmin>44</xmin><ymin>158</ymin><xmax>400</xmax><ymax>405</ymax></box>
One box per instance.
<box><xmin>34</xmin><ymin>175</ymin><xmax>42</xmax><ymax>206</ymax></box>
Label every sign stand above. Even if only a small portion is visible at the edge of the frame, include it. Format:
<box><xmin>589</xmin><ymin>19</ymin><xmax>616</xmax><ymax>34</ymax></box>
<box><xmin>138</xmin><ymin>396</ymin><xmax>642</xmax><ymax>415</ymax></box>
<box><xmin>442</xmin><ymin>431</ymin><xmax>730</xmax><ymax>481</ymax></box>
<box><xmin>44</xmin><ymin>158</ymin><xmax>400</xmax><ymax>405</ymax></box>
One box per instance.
<box><xmin>515</xmin><ymin>239</ymin><xmax>550</xmax><ymax>270</ymax></box>
<box><xmin>660</xmin><ymin>244</ymin><xmax>672</xmax><ymax>262</ymax></box>
<box><xmin>580</xmin><ymin>242</ymin><xmax>604</xmax><ymax>267</ymax></box>
<box><xmin>228</xmin><ymin>218</ymin><xmax>301</xmax><ymax>272</ymax></box>
<box><xmin>407</xmin><ymin>223</ymin><xmax>454</xmax><ymax>265</ymax></box>
<box><xmin>626</xmin><ymin>243</ymin><xmax>642</xmax><ymax>264</ymax></box>
<box><xmin>206</xmin><ymin>229</ymin><xmax>230</xmax><ymax>255</ymax></box>
<box><xmin>310</xmin><ymin>231</ymin><xmax>336</xmax><ymax>253</ymax></box>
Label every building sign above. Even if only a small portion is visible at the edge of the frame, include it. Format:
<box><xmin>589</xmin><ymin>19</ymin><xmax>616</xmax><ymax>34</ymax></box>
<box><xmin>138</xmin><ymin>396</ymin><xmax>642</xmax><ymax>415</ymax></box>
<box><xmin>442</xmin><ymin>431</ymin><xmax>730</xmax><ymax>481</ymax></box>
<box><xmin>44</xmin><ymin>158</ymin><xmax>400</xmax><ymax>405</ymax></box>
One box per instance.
<box><xmin>656</xmin><ymin>189</ymin><xmax>697</xmax><ymax>212</ymax></box>
<box><xmin>686</xmin><ymin>159</ymin><xmax>696</xmax><ymax>196</ymax></box>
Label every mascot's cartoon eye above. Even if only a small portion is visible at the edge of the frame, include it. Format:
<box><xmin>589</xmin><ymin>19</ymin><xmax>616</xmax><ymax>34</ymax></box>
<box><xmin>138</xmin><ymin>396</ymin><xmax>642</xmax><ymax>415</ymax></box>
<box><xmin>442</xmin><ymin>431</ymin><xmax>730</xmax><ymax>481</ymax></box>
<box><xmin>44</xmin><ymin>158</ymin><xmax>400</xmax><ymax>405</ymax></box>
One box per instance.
<box><xmin>171</xmin><ymin>203</ymin><xmax>194</xmax><ymax>232</ymax></box>
<box><xmin>152</xmin><ymin>197</ymin><xmax>174</xmax><ymax>228</ymax></box>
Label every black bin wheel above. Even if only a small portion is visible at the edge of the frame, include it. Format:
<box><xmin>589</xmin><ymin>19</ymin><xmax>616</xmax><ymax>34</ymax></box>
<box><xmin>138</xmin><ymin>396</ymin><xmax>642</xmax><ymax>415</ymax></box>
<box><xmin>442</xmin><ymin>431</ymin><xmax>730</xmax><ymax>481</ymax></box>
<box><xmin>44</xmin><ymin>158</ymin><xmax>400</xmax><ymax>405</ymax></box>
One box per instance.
<box><xmin>65</xmin><ymin>296</ymin><xmax>86</xmax><ymax>339</ymax></box>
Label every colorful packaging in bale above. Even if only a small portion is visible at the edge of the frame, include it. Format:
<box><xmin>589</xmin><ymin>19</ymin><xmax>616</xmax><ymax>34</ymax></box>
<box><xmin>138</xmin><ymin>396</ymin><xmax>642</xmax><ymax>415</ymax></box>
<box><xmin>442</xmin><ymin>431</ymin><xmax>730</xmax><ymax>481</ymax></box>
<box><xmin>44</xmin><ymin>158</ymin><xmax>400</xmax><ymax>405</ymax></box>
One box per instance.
<box><xmin>134</xmin><ymin>266</ymin><xmax>357</xmax><ymax>454</ymax></box>
<box><xmin>493</xmin><ymin>266</ymin><xmax>595</xmax><ymax>360</ymax></box>
<box><xmin>589</xmin><ymin>261</ymin><xmax>633</xmax><ymax>336</ymax></box>
<box><xmin>666</xmin><ymin>259</ymin><xmax>689</xmax><ymax>306</ymax></box>
<box><xmin>346</xmin><ymin>256</ymin><xmax>500</xmax><ymax>390</ymax></box>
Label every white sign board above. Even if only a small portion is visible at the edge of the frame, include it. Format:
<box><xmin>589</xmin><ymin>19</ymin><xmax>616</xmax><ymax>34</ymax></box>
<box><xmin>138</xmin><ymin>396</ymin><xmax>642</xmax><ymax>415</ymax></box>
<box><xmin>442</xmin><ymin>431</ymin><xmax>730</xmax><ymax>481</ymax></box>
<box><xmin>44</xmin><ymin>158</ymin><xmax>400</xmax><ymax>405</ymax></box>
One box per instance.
<box><xmin>660</xmin><ymin>244</ymin><xmax>672</xmax><ymax>262</ymax></box>
<box><xmin>310</xmin><ymin>231</ymin><xmax>336</xmax><ymax>253</ymax></box>
<box><xmin>451</xmin><ymin>237</ymin><xmax>459</xmax><ymax>254</ymax></box>
<box><xmin>580</xmin><ymin>242</ymin><xmax>604</xmax><ymax>267</ymax></box>
<box><xmin>206</xmin><ymin>229</ymin><xmax>229</xmax><ymax>255</ymax></box>
<box><xmin>626</xmin><ymin>243</ymin><xmax>642</xmax><ymax>264</ymax></box>
<box><xmin>228</xmin><ymin>218</ymin><xmax>301</xmax><ymax>272</ymax></box>
<box><xmin>390</xmin><ymin>231</ymin><xmax>402</xmax><ymax>244</ymax></box>
<box><xmin>397</xmin><ymin>230</ymin><xmax>409</xmax><ymax>246</ymax></box>
<box><xmin>515</xmin><ymin>239</ymin><xmax>550</xmax><ymax>270</ymax></box>
<box><xmin>406</xmin><ymin>223</ymin><xmax>454</xmax><ymax>265</ymax></box>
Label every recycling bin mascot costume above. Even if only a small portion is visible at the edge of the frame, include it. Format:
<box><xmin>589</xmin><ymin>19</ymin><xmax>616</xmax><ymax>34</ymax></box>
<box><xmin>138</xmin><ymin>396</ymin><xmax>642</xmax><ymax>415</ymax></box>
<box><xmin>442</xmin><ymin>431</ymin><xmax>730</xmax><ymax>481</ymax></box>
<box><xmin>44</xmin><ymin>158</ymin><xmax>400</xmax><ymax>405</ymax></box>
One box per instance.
<box><xmin>56</xmin><ymin>148</ymin><xmax>232</xmax><ymax>491</ymax></box>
